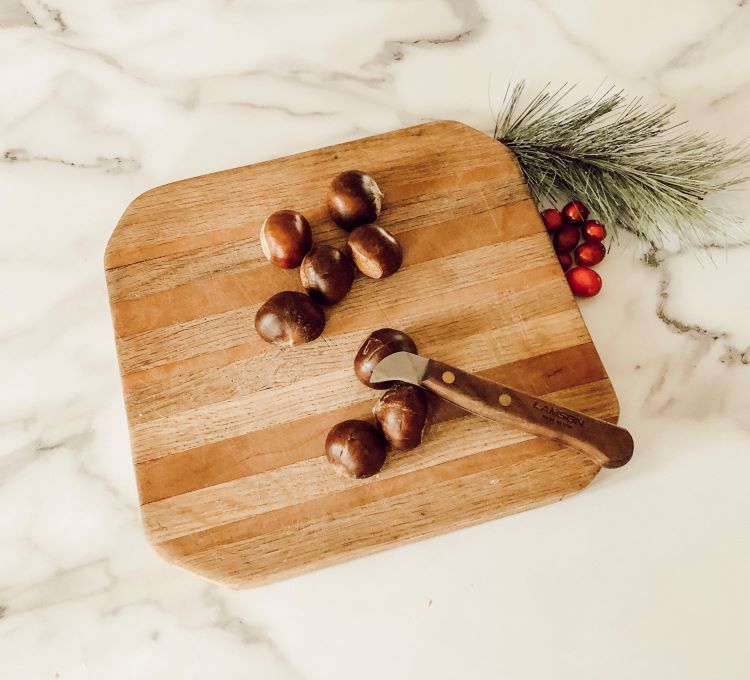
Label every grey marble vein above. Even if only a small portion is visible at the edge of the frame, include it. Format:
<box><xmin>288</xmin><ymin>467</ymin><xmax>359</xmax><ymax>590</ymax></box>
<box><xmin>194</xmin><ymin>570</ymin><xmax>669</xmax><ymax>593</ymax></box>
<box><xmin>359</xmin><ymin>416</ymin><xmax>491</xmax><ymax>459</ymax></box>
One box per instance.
<box><xmin>2</xmin><ymin>148</ymin><xmax>140</xmax><ymax>172</ymax></box>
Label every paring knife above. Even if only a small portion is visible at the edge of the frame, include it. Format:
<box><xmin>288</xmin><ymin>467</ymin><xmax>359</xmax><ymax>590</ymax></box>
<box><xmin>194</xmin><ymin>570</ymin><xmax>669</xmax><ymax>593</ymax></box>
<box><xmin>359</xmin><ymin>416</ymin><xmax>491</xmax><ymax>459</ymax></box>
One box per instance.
<box><xmin>370</xmin><ymin>352</ymin><xmax>633</xmax><ymax>469</ymax></box>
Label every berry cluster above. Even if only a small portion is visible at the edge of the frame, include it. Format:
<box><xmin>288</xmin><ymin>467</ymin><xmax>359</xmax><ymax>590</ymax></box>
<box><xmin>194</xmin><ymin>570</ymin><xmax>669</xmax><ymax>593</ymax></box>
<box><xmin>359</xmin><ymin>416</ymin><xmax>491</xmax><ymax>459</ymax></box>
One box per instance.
<box><xmin>541</xmin><ymin>200</ymin><xmax>607</xmax><ymax>298</ymax></box>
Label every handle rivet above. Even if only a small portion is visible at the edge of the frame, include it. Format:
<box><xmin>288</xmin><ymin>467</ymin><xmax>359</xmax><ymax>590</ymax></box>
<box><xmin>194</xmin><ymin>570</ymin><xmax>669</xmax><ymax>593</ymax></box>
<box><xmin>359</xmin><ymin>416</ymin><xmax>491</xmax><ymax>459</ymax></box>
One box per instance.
<box><xmin>499</xmin><ymin>393</ymin><xmax>512</xmax><ymax>407</ymax></box>
<box><xmin>442</xmin><ymin>371</ymin><xmax>456</xmax><ymax>384</ymax></box>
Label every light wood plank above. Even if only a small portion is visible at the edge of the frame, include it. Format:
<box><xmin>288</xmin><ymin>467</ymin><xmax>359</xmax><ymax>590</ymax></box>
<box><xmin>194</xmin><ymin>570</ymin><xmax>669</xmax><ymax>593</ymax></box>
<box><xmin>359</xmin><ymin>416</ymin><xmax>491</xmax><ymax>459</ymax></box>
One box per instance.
<box><xmin>171</xmin><ymin>439</ymin><xmax>599</xmax><ymax>588</ymax></box>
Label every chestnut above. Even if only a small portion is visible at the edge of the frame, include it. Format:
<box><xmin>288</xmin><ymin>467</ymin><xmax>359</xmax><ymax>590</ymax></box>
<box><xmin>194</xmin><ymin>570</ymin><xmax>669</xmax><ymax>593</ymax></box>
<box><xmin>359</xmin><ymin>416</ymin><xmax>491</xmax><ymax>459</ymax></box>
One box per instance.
<box><xmin>354</xmin><ymin>328</ymin><xmax>417</xmax><ymax>388</ymax></box>
<box><xmin>260</xmin><ymin>210</ymin><xmax>312</xmax><ymax>269</ymax></box>
<box><xmin>254</xmin><ymin>291</ymin><xmax>325</xmax><ymax>346</ymax></box>
<box><xmin>373</xmin><ymin>384</ymin><xmax>429</xmax><ymax>450</ymax></box>
<box><xmin>325</xmin><ymin>419</ymin><xmax>388</xmax><ymax>478</ymax></box>
<box><xmin>347</xmin><ymin>224</ymin><xmax>402</xmax><ymax>279</ymax></box>
<box><xmin>299</xmin><ymin>245</ymin><xmax>355</xmax><ymax>306</ymax></box>
<box><xmin>327</xmin><ymin>170</ymin><xmax>383</xmax><ymax>231</ymax></box>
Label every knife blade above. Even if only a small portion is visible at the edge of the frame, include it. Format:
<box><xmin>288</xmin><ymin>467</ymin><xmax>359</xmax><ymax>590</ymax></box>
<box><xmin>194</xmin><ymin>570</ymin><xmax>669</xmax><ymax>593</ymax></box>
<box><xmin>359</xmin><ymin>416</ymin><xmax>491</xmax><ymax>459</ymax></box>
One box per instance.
<box><xmin>371</xmin><ymin>351</ymin><xmax>633</xmax><ymax>469</ymax></box>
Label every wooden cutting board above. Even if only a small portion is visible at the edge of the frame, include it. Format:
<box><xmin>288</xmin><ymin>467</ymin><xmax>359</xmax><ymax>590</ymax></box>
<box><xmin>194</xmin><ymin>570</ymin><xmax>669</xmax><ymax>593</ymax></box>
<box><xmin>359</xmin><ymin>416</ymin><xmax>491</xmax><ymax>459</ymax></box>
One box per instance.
<box><xmin>105</xmin><ymin>121</ymin><xmax>619</xmax><ymax>588</ymax></box>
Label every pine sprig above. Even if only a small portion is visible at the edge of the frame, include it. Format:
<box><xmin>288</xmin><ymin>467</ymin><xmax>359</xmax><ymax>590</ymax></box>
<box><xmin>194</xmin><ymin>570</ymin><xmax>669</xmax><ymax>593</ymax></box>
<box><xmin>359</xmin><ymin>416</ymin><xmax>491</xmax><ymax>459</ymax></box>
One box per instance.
<box><xmin>495</xmin><ymin>82</ymin><xmax>750</xmax><ymax>246</ymax></box>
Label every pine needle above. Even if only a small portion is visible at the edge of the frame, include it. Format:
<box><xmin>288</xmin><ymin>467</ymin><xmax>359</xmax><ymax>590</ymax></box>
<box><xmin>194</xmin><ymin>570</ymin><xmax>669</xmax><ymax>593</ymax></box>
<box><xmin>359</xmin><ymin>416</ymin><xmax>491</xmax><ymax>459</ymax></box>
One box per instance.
<box><xmin>495</xmin><ymin>82</ymin><xmax>750</xmax><ymax>247</ymax></box>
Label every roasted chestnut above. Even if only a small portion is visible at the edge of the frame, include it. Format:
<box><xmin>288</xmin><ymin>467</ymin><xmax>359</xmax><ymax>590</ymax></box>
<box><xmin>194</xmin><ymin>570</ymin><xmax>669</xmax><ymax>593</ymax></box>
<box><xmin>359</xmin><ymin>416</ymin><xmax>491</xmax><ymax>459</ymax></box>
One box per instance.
<box><xmin>373</xmin><ymin>384</ymin><xmax>429</xmax><ymax>450</ymax></box>
<box><xmin>347</xmin><ymin>224</ymin><xmax>402</xmax><ymax>279</ymax></box>
<box><xmin>254</xmin><ymin>291</ymin><xmax>325</xmax><ymax>346</ymax></box>
<box><xmin>325</xmin><ymin>419</ymin><xmax>388</xmax><ymax>478</ymax></box>
<box><xmin>327</xmin><ymin>170</ymin><xmax>383</xmax><ymax>231</ymax></box>
<box><xmin>260</xmin><ymin>210</ymin><xmax>313</xmax><ymax>269</ymax></box>
<box><xmin>354</xmin><ymin>328</ymin><xmax>417</xmax><ymax>388</ymax></box>
<box><xmin>299</xmin><ymin>245</ymin><xmax>355</xmax><ymax>306</ymax></box>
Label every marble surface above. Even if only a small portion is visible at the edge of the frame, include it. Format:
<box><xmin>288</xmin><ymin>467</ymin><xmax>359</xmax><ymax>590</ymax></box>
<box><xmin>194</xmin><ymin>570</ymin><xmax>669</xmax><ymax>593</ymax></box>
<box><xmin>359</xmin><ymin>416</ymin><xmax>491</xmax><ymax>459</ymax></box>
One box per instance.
<box><xmin>2</xmin><ymin>0</ymin><xmax>750</xmax><ymax>677</ymax></box>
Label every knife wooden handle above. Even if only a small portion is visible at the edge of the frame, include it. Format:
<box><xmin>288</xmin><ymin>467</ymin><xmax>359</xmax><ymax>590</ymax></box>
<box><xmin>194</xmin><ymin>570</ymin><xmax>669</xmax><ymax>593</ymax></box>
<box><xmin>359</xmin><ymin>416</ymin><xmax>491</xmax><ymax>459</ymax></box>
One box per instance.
<box><xmin>421</xmin><ymin>359</ymin><xmax>633</xmax><ymax>469</ymax></box>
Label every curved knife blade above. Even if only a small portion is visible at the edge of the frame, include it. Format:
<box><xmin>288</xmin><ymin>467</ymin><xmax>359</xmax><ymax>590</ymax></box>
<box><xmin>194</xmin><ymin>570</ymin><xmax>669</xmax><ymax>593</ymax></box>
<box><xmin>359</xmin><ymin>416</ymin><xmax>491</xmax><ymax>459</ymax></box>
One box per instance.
<box><xmin>370</xmin><ymin>351</ymin><xmax>429</xmax><ymax>386</ymax></box>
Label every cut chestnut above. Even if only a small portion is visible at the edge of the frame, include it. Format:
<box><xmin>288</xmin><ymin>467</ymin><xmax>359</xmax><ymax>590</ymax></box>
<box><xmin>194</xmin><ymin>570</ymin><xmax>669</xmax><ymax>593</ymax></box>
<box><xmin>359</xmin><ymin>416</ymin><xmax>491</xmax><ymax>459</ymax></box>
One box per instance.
<box><xmin>300</xmin><ymin>245</ymin><xmax>355</xmax><ymax>306</ymax></box>
<box><xmin>325</xmin><ymin>419</ymin><xmax>388</xmax><ymax>478</ymax></box>
<box><xmin>347</xmin><ymin>224</ymin><xmax>402</xmax><ymax>279</ymax></box>
<box><xmin>327</xmin><ymin>170</ymin><xmax>383</xmax><ymax>231</ymax></box>
<box><xmin>373</xmin><ymin>384</ymin><xmax>429</xmax><ymax>450</ymax></box>
<box><xmin>354</xmin><ymin>328</ymin><xmax>417</xmax><ymax>388</ymax></box>
<box><xmin>260</xmin><ymin>210</ymin><xmax>312</xmax><ymax>269</ymax></box>
<box><xmin>254</xmin><ymin>291</ymin><xmax>325</xmax><ymax>346</ymax></box>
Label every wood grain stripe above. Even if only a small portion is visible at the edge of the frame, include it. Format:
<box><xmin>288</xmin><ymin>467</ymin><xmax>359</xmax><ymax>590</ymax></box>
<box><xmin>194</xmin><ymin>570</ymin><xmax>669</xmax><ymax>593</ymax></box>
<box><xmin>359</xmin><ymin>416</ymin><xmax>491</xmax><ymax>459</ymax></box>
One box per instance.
<box><xmin>110</xmin><ymin>199</ymin><xmax>540</xmax><ymax>338</ymax></box>
<box><xmin>105</xmin><ymin>125</ymin><xmax>522</xmax><ymax>268</ymax></box>
<box><xmin>116</xmin><ymin>251</ymin><xmax>562</xmax><ymax>381</ymax></box>
<box><xmin>124</xmin><ymin>275</ymin><xmax>583</xmax><ymax>420</ymax></box>
<box><xmin>143</xmin><ymin>416</ymin><xmax>536</xmax><ymax>542</ymax></box>
<box><xmin>115</xmin><ymin>232</ymin><xmax>558</xmax><ymax>381</ymax></box>
<box><xmin>121</xmin><ymin>256</ymin><xmax>563</xmax><ymax>389</ymax></box>
<box><xmin>142</xmin><ymin>377</ymin><xmax>617</xmax><ymax>542</ymax></box>
<box><xmin>130</xmin><ymin>336</ymin><xmax>603</xmax><ymax>462</ymax></box>
<box><xmin>159</xmin><ymin>436</ymin><xmax>597</xmax><ymax>562</ymax></box>
<box><xmin>135</xmin><ymin>345</ymin><xmax>611</xmax><ymax>505</ymax></box>
<box><xmin>174</xmin><ymin>440</ymin><xmax>596</xmax><ymax>587</ymax></box>
<box><xmin>106</xmin><ymin>173</ymin><xmax>529</xmax><ymax>303</ymax></box>
<box><xmin>136</xmin><ymin>376</ymin><xmax>615</xmax><ymax>506</ymax></box>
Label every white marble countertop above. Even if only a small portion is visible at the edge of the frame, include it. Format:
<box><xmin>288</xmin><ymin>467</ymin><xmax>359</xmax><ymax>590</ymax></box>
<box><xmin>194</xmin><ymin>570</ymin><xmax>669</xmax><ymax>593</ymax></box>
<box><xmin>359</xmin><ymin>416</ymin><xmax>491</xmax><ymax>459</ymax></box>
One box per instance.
<box><xmin>2</xmin><ymin>1</ymin><xmax>750</xmax><ymax>677</ymax></box>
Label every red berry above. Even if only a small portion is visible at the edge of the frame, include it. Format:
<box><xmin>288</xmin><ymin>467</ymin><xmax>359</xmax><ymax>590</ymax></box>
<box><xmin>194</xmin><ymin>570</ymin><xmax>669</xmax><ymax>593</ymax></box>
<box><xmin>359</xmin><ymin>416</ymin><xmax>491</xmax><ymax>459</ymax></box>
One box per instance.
<box><xmin>574</xmin><ymin>240</ymin><xmax>606</xmax><ymax>267</ymax></box>
<box><xmin>553</xmin><ymin>225</ymin><xmax>580</xmax><ymax>253</ymax></box>
<box><xmin>540</xmin><ymin>208</ymin><xmax>563</xmax><ymax>232</ymax></box>
<box><xmin>562</xmin><ymin>200</ymin><xmax>589</xmax><ymax>226</ymax></box>
<box><xmin>582</xmin><ymin>220</ymin><xmax>606</xmax><ymax>241</ymax></box>
<box><xmin>566</xmin><ymin>266</ymin><xmax>602</xmax><ymax>298</ymax></box>
<box><xmin>557</xmin><ymin>252</ymin><xmax>572</xmax><ymax>271</ymax></box>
